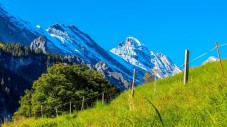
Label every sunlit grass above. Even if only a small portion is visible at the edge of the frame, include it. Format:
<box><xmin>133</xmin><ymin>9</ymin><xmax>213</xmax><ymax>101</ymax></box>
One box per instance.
<box><xmin>4</xmin><ymin>60</ymin><xmax>227</xmax><ymax>127</ymax></box>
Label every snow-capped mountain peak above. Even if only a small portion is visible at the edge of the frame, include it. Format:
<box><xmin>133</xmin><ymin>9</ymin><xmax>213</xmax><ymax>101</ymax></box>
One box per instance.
<box><xmin>0</xmin><ymin>4</ymin><xmax>181</xmax><ymax>90</ymax></box>
<box><xmin>111</xmin><ymin>37</ymin><xmax>181</xmax><ymax>78</ymax></box>
<box><xmin>0</xmin><ymin>4</ymin><xmax>133</xmax><ymax>90</ymax></box>
<box><xmin>126</xmin><ymin>36</ymin><xmax>142</xmax><ymax>47</ymax></box>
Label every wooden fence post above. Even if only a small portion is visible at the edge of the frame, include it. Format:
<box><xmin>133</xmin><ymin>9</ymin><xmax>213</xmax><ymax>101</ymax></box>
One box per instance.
<box><xmin>152</xmin><ymin>68</ymin><xmax>157</xmax><ymax>93</ymax></box>
<box><xmin>70</xmin><ymin>101</ymin><xmax>72</xmax><ymax>115</ymax></box>
<box><xmin>41</xmin><ymin>105</ymin><xmax>43</xmax><ymax>119</ymax></box>
<box><xmin>81</xmin><ymin>96</ymin><xmax>85</xmax><ymax>111</ymax></box>
<box><xmin>184</xmin><ymin>50</ymin><xmax>190</xmax><ymax>85</ymax></box>
<box><xmin>102</xmin><ymin>92</ymin><xmax>105</xmax><ymax>104</ymax></box>
<box><xmin>216</xmin><ymin>42</ymin><xmax>225</xmax><ymax>75</ymax></box>
<box><xmin>132</xmin><ymin>69</ymin><xmax>136</xmax><ymax>97</ymax></box>
<box><xmin>55</xmin><ymin>107</ymin><xmax>58</xmax><ymax>117</ymax></box>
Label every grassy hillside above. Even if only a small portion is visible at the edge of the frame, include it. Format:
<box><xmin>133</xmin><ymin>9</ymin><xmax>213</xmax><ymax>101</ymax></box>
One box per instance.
<box><xmin>4</xmin><ymin>60</ymin><xmax>227</xmax><ymax>127</ymax></box>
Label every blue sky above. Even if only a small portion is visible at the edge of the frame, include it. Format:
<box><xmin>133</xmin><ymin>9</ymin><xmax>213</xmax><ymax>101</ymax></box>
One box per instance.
<box><xmin>0</xmin><ymin>0</ymin><xmax>227</xmax><ymax>67</ymax></box>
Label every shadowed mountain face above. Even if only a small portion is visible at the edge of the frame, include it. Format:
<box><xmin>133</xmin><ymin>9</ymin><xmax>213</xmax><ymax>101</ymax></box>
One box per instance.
<box><xmin>0</xmin><ymin>4</ymin><xmax>181</xmax><ymax>89</ymax></box>
<box><xmin>0</xmin><ymin>5</ymin><xmax>41</xmax><ymax>45</ymax></box>
<box><xmin>0</xmin><ymin>5</ymin><xmax>132</xmax><ymax>90</ymax></box>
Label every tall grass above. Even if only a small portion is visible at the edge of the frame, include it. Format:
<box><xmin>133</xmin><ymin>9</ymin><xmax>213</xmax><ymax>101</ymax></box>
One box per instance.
<box><xmin>4</xmin><ymin>60</ymin><xmax>227</xmax><ymax>127</ymax></box>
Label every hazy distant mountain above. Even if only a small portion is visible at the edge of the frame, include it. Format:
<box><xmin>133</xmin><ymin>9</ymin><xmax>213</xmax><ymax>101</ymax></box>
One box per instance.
<box><xmin>202</xmin><ymin>56</ymin><xmax>218</xmax><ymax>65</ymax></box>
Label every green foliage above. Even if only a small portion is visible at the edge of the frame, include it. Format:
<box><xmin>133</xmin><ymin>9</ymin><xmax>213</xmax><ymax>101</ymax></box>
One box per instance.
<box><xmin>7</xmin><ymin>60</ymin><xmax>227</xmax><ymax>127</ymax></box>
<box><xmin>14</xmin><ymin>63</ymin><xmax>119</xmax><ymax>118</ymax></box>
<box><xmin>14</xmin><ymin>90</ymin><xmax>32</xmax><ymax>118</ymax></box>
<box><xmin>2</xmin><ymin>43</ymin><xmax>30</xmax><ymax>56</ymax></box>
<box><xmin>0</xmin><ymin>42</ymin><xmax>71</xmax><ymax>118</ymax></box>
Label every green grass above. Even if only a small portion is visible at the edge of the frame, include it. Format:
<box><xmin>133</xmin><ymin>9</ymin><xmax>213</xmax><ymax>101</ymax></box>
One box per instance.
<box><xmin>4</xmin><ymin>60</ymin><xmax>227</xmax><ymax>127</ymax></box>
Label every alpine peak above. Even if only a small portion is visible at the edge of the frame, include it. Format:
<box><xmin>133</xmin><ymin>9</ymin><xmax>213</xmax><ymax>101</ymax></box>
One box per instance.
<box><xmin>126</xmin><ymin>36</ymin><xmax>142</xmax><ymax>47</ymax></box>
<box><xmin>111</xmin><ymin>37</ymin><xmax>181</xmax><ymax>79</ymax></box>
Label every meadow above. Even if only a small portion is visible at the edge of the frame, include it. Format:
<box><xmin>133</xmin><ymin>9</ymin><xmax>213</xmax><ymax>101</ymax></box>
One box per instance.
<box><xmin>4</xmin><ymin>60</ymin><xmax>227</xmax><ymax>127</ymax></box>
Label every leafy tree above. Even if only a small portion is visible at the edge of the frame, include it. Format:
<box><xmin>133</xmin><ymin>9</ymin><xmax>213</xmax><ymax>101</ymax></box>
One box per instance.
<box><xmin>13</xmin><ymin>90</ymin><xmax>32</xmax><ymax>118</ymax></box>
<box><xmin>14</xmin><ymin>63</ymin><xmax>119</xmax><ymax>118</ymax></box>
<box><xmin>0</xmin><ymin>42</ymin><xmax>73</xmax><ymax>119</ymax></box>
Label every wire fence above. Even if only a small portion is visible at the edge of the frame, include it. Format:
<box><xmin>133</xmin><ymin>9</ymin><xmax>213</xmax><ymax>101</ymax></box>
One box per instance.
<box><xmin>179</xmin><ymin>42</ymin><xmax>227</xmax><ymax>69</ymax></box>
<box><xmin>37</xmin><ymin>84</ymin><xmax>128</xmax><ymax>118</ymax></box>
<box><xmin>17</xmin><ymin>42</ymin><xmax>227</xmax><ymax>119</ymax></box>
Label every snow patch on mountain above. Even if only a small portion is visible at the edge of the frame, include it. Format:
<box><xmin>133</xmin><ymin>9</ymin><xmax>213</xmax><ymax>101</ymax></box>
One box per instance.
<box><xmin>36</xmin><ymin>25</ymin><xmax>41</xmax><ymax>29</ymax></box>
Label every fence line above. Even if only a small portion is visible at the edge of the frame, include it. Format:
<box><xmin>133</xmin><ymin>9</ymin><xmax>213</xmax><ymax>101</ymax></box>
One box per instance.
<box><xmin>34</xmin><ymin>42</ymin><xmax>227</xmax><ymax>118</ymax></box>
<box><xmin>179</xmin><ymin>42</ymin><xmax>227</xmax><ymax>69</ymax></box>
<box><xmin>54</xmin><ymin>84</ymin><xmax>126</xmax><ymax>109</ymax></box>
<box><xmin>39</xmin><ymin>85</ymin><xmax>126</xmax><ymax>118</ymax></box>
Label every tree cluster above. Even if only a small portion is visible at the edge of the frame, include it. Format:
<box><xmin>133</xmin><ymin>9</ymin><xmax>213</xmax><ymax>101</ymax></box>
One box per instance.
<box><xmin>0</xmin><ymin>42</ymin><xmax>70</xmax><ymax>119</ymax></box>
<box><xmin>14</xmin><ymin>63</ymin><xmax>119</xmax><ymax>118</ymax></box>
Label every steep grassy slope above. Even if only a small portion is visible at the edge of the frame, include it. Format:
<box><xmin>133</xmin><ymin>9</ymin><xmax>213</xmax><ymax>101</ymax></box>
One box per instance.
<box><xmin>4</xmin><ymin>60</ymin><xmax>227</xmax><ymax>127</ymax></box>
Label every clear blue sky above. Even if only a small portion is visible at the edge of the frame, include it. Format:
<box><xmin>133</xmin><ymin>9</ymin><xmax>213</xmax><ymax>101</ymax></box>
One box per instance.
<box><xmin>1</xmin><ymin>0</ymin><xmax>227</xmax><ymax>67</ymax></box>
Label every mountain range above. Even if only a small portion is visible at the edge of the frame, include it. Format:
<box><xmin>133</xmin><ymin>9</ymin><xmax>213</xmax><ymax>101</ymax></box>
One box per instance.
<box><xmin>0</xmin><ymin>4</ymin><xmax>182</xmax><ymax>118</ymax></box>
<box><xmin>0</xmin><ymin>4</ymin><xmax>180</xmax><ymax>88</ymax></box>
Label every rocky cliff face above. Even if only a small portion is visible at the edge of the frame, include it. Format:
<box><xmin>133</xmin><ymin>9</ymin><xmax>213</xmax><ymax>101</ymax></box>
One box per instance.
<box><xmin>30</xmin><ymin>36</ymin><xmax>47</xmax><ymax>53</ymax></box>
